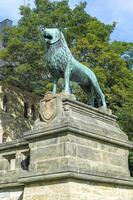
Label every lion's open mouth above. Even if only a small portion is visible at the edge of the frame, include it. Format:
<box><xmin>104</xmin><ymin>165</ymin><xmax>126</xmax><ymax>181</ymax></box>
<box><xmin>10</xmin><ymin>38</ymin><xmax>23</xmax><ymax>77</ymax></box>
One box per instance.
<box><xmin>44</xmin><ymin>34</ymin><xmax>53</xmax><ymax>40</ymax></box>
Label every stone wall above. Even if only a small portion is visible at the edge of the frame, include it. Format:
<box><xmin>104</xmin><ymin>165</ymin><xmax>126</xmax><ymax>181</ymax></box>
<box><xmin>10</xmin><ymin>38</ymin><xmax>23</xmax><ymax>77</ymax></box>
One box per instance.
<box><xmin>28</xmin><ymin>133</ymin><xmax>130</xmax><ymax>177</ymax></box>
<box><xmin>22</xmin><ymin>180</ymin><xmax>133</xmax><ymax>200</ymax></box>
<box><xmin>0</xmin><ymin>84</ymin><xmax>40</xmax><ymax>142</ymax></box>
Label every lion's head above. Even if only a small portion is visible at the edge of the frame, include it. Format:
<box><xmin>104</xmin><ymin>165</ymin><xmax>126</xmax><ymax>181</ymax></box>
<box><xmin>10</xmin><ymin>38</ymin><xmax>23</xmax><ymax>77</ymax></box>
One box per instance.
<box><xmin>41</xmin><ymin>28</ymin><xmax>61</xmax><ymax>44</ymax></box>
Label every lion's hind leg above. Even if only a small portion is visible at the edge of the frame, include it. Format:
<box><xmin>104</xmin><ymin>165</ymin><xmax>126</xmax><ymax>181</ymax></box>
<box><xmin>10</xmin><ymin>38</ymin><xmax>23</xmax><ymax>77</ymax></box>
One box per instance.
<box><xmin>94</xmin><ymin>82</ymin><xmax>106</xmax><ymax>108</ymax></box>
<box><xmin>89</xmin><ymin>85</ymin><xmax>95</xmax><ymax>107</ymax></box>
<box><xmin>85</xmin><ymin>68</ymin><xmax>106</xmax><ymax>108</ymax></box>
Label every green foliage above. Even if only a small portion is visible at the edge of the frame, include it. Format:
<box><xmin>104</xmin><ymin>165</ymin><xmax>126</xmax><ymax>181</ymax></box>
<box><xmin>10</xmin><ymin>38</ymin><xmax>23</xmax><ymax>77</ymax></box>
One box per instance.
<box><xmin>0</xmin><ymin>0</ymin><xmax>133</xmax><ymax>133</ymax></box>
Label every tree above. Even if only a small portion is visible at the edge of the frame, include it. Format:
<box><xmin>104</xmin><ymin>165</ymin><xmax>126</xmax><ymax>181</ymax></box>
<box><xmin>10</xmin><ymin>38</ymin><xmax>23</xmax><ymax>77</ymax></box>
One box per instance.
<box><xmin>0</xmin><ymin>0</ymin><xmax>133</xmax><ymax>132</ymax></box>
<box><xmin>0</xmin><ymin>6</ymin><xmax>49</xmax><ymax>94</ymax></box>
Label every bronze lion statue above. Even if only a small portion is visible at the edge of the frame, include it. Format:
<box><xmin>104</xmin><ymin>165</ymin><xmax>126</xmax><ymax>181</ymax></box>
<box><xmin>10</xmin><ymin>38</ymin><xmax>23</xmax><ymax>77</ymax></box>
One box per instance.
<box><xmin>41</xmin><ymin>28</ymin><xmax>106</xmax><ymax>109</ymax></box>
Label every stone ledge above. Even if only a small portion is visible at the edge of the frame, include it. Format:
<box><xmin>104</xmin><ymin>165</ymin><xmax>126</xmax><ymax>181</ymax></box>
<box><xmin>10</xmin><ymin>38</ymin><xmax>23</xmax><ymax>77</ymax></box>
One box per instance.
<box><xmin>1</xmin><ymin>122</ymin><xmax>132</xmax><ymax>150</ymax></box>
<box><xmin>0</xmin><ymin>139</ymin><xmax>28</xmax><ymax>151</ymax></box>
<box><xmin>0</xmin><ymin>182</ymin><xmax>24</xmax><ymax>189</ymax></box>
<box><xmin>18</xmin><ymin>169</ymin><xmax>133</xmax><ymax>187</ymax></box>
<box><xmin>62</xmin><ymin>98</ymin><xmax>117</xmax><ymax>120</ymax></box>
<box><xmin>1</xmin><ymin>168</ymin><xmax>133</xmax><ymax>189</ymax></box>
<box><xmin>24</xmin><ymin>121</ymin><xmax>133</xmax><ymax>149</ymax></box>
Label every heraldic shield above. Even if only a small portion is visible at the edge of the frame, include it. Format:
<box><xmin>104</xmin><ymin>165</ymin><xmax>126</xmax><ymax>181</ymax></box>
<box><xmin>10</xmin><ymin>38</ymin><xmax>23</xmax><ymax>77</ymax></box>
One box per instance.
<box><xmin>39</xmin><ymin>92</ymin><xmax>56</xmax><ymax>122</ymax></box>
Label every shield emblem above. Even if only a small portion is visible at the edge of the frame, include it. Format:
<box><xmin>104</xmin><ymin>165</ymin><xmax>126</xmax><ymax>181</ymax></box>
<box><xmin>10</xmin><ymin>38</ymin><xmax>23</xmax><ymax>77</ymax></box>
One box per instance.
<box><xmin>39</xmin><ymin>93</ymin><xmax>56</xmax><ymax>122</ymax></box>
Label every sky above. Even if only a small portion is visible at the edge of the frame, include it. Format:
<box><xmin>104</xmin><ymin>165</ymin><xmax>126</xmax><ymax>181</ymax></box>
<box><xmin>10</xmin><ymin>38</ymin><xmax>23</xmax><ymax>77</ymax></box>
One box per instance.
<box><xmin>0</xmin><ymin>0</ymin><xmax>133</xmax><ymax>42</ymax></box>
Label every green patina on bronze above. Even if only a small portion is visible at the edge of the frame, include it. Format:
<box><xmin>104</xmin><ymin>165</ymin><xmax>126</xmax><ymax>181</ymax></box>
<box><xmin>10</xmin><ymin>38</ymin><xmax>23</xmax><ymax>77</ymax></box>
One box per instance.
<box><xmin>41</xmin><ymin>28</ymin><xmax>106</xmax><ymax>108</ymax></box>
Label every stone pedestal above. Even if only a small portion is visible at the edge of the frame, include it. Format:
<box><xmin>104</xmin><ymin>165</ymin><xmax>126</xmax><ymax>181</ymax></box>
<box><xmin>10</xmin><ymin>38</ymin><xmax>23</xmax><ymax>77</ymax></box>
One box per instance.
<box><xmin>0</xmin><ymin>93</ymin><xmax>133</xmax><ymax>200</ymax></box>
<box><xmin>21</xmin><ymin>93</ymin><xmax>133</xmax><ymax>199</ymax></box>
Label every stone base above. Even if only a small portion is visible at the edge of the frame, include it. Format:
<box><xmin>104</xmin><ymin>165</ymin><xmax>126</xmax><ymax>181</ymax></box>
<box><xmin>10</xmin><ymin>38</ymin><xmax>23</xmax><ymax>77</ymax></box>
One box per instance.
<box><xmin>24</xmin><ymin>93</ymin><xmax>130</xmax><ymax>177</ymax></box>
<box><xmin>0</xmin><ymin>93</ymin><xmax>133</xmax><ymax>199</ymax></box>
<box><xmin>23</xmin><ymin>179</ymin><xmax>133</xmax><ymax>200</ymax></box>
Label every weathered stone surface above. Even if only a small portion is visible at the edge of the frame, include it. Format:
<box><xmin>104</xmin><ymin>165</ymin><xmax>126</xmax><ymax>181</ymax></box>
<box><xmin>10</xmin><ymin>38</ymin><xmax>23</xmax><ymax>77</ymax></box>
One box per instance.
<box><xmin>23</xmin><ymin>180</ymin><xmax>69</xmax><ymax>200</ymax></box>
<box><xmin>26</xmin><ymin>131</ymin><xmax>130</xmax><ymax>176</ymax></box>
<box><xmin>22</xmin><ymin>180</ymin><xmax>133</xmax><ymax>200</ymax></box>
<box><xmin>0</xmin><ymin>84</ymin><xmax>40</xmax><ymax>142</ymax></box>
<box><xmin>0</xmin><ymin>93</ymin><xmax>133</xmax><ymax>199</ymax></box>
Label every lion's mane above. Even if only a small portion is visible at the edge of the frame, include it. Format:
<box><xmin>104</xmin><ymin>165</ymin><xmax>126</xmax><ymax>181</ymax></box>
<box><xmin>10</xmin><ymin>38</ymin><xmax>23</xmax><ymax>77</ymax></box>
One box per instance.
<box><xmin>46</xmin><ymin>33</ymin><xmax>73</xmax><ymax>78</ymax></box>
